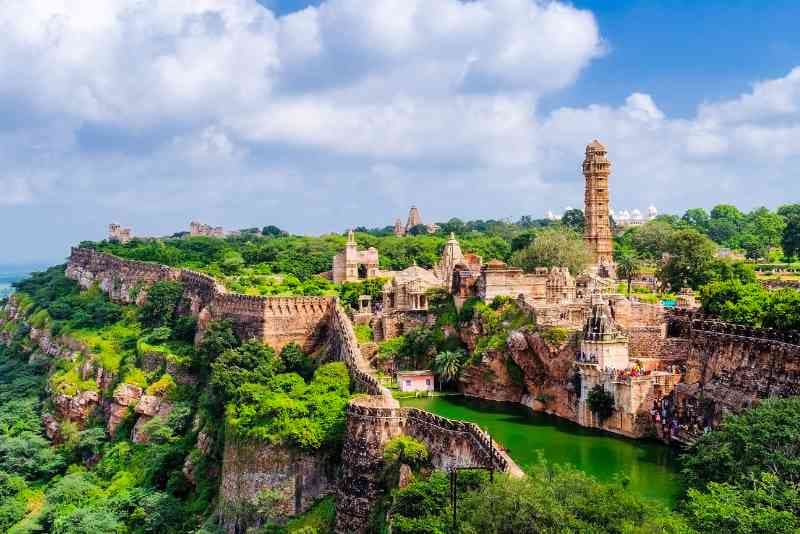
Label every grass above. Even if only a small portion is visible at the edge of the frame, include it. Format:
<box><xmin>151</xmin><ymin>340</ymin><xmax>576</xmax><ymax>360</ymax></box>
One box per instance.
<box><xmin>50</xmin><ymin>366</ymin><xmax>98</xmax><ymax>396</ymax></box>
<box><xmin>70</xmin><ymin>321</ymin><xmax>140</xmax><ymax>373</ymax></box>
<box><xmin>354</xmin><ymin>324</ymin><xmax>373</xmax><ymax>344</ymax></box>
<box><xmin>284</xmin><ymin>496</ymin><xmax>336</xmax><ymax>533</ymax></box>
<box><xmin>540</xmin><ymin>326</ymin><xmax>570</xmax><ymax>346</ymax></box>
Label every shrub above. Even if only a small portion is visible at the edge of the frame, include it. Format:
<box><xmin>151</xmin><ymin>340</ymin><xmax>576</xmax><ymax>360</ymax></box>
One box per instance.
<box><xmin>586</xmin><ymin>385</ymin><xmax>615</xmax><ymax>421</ymax></box>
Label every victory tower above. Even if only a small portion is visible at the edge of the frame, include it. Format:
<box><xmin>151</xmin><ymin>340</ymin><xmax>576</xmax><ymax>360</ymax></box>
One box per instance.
<box><xmin>582</xmin><ymin>140</ymin><xmax>614</xmax><ymax>265</ymax></box>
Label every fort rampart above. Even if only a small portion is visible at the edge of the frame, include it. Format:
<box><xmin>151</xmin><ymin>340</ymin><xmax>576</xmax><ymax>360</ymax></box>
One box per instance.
<box><xmin>334</xmin><ymin>396</ymin><xmax>522</xmax><ymax>534</ymax></box>
<box><xmin>66</xmin><ymin>247</ymin><xmax>333</xmax><ymax>353</ymax></box>
<box><xmin>667</xmin><ymin>309</ymin><xmax>800</xmax><ymax>420</ymax></box>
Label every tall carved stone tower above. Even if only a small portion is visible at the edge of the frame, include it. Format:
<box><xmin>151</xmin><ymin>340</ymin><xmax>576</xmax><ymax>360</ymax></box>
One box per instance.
<box><xmin>582</xmin><ymin>140</ymin><xmax>613</xmax><ymax>265</ymax></box>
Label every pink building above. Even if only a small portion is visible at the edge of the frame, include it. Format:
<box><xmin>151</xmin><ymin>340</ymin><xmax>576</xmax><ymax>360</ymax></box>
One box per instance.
<box><xmin>396</xmin><ymin>370</ymin><xmax>435</xmax><ymax>392</ymax></box>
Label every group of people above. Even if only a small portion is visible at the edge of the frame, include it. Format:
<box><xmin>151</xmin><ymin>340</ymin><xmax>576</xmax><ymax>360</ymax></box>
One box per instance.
<box><xmin>650</xmin><ymin>393</ymin><xmax>710</xmax><ymax>442</ymax></box>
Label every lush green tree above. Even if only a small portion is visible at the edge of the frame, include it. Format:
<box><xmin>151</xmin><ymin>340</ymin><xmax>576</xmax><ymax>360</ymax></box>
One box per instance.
<box><xmin>456</xmin><ymin>464</ymin><xmax>688</xmax><ymax>534</ymax></box>
<box><xmin>432</xmin><ymin>350</ymin><xmax>467</xmax><ymax>388</ymax></box>
<box><xmin>586</xmin><ymin>385</ymin><xmax>615</xmax><ymax>421</ymax></box>
<box><xmin>561</xmin><ymin>209</ymin><xmax>585</xmax><ymax>233</ymax></box>
<box><xmin>739</xmin><ymin>207</ymin><xmax>786</xmax><ymax>259</ymax></box>
<box><xmin>211</xmin><ymin>340</ymin><xmax>280</xmax><ymax>399</ymax></box>
<box><xmin>763</xmin><ymin>289</ymin><xmax>800</xmax><ymax>331</ymax></box>
<box><xmin>708</xmin><ymin>204</ymin><xmax>745</xmax><ymax>246</ymax></box>
<box><xmin>262</xmin><ymin>225</ymin><xmax>286</xmax><ymax>237</ymax></box>
<box><xmin>0</xmin><ymin>432</ymin><xmax>65</xmax><ymax>480</ymax></box>
<box><xmin>778</xmin><ymin>204</ymin><xmax>800</xmax><ymax>258</ymax></box>
<box><xmin>511</xmin><ymin>227</ymin><xmax>592</xmax><ymax>275</ymax></box>
<box><xmin>51</xmin><ymin>507</ymin><xmax>124</xmax><ymax>534</ymax></box>
<box><xmin>700</xmin><ymin>281</ymin><xmax>769</xmax><ymax>326</ymax></box>
<box><xmin>439</xmin><ymin>218</ymin><xmax>466</xmax><ymax>235</ymax></box>
<box><xmin>620</xmin><ymin>220</ymin><xmax>676</xmax><ymax>260</ymax></box>
<box><xmin>280</xmin><ymin>342</ymin><xmax>315</xmax><ymax>380</ymax></box>
<box><xmin>682</xmin><ymin>397</ymin><xmax>800</xmax><ymax>488</ymax></box>
<box><xmin>195</xmin><ymin>319</ymin><xmax>240</xmax><ymax>370</ymax></box>
<box><xmin>139</xmin><ymin>281</ymin><xmax>184</xmax><ymax>327</ymax></box>
<box><xmin>683</xmin><ymin>473</ymin><xmax>800</xmax><ymax>534</ymax></box>
<box><xmin>226</xmin><ymin>362</ymin><xmax>351</xmax><ymax>450</ymax></box>
<box><xmin>657</xmin><ymin>229</ymin><xmax>717</xmax><ymax>290</ymax></box>
<box><xmin>682</xmin><ymin>208</ymin><xmax>711</xmax><ymax>233</ymax></box>
<box><xmin>615</xmin><ymin>247</ymin><xmax>642</xmax><ymax>296</ymax></box>
<box><xmin>383</xmin><ymin>436</ymin><xmax>431</xmax><ymax>490</ymax></box>
<box><xmin>220</xmin><ymin>251</ymin><xmax>245</xmax><ymax>274</ymax></box>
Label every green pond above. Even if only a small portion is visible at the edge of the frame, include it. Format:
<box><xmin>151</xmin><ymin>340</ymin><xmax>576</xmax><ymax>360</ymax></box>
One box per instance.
<box><xmin>400</xmin><ymin>395</ymin><xmax>682</xmax><ymax>507</ymax></box>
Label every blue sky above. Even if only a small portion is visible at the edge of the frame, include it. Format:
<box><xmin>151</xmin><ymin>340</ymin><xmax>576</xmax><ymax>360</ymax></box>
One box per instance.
<box><xmin>1</xmin><ymin>0</ymin><xmax>799</xmax><ymax>264</ymax></box>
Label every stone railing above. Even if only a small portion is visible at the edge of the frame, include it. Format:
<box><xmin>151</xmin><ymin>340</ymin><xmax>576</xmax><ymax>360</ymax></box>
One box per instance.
<box><xmin>668</xmin><ymin>309</ymin><xmax>800</xmax><ymax>346</ymax></box>
<box><xmin>403</xmin><ymin>407</ymin><xmax>515</xmax><ymax>474</ymax></box>
<box><xmin>326</xmin><ymin>300</ymin><xmax>393</xmax><ymax>400</ymax></box>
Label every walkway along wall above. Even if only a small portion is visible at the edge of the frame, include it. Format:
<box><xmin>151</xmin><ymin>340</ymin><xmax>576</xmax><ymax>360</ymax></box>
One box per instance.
<box><xmin>667</xmin><ymin>310</ymin><xmax>800</xmax><ymax>425</ymax></box>
<box><xmin>67</xmin><ymin>247</ymin><xmax>332</xmax><ymax>352</ymax></box>
<box><xmin>334</xmin><ymin>396</ymin><xmax>523</xmax><ymax>534</ymax></box>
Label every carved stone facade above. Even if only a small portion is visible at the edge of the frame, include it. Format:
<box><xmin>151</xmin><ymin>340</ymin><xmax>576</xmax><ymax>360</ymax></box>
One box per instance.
<box><xmin>477</xmin><ymin>261</ymin><xmax>576</xmax><ymax>305</ymax></box>
<box><xmin>332</xmin><ymin>230</ymin><xmax>381</xmax><ymax>283</ymax></box>
<box><xmin>382</xmin><ymin>265</ymin><xmax>441</xmax><ymax>313</ymax></box>
<box><xmin>582</xmin><ymin>140</ymin><xmax>614</xmax><ymax>266</ymax></box>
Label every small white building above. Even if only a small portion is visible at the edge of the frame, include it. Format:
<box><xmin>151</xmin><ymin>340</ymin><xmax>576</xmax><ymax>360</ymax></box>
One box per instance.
<box><xmin>396</xmin><ymin>370</ymin><xmax>435</xmax><ymax>392</ymax></box>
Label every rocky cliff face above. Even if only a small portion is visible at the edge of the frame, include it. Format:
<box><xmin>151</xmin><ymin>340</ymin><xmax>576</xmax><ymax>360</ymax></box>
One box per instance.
<box><xmin>457</xmin><ymin>313</ymin><xmax>580</xmax><ymax>419</ymax></box>
<box><xmin>218</xmin><ymin>440</ymin><xmax>335</xmax><ymax>533</ymax></box>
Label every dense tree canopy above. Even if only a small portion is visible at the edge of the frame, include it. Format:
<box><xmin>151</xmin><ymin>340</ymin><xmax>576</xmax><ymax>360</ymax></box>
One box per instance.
<box><xmin>511</xmin><ymin>227</ymin><xmax>592</xmax><ymax>275</ymax></box>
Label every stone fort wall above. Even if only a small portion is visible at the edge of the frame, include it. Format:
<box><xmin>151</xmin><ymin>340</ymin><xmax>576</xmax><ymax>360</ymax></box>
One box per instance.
<box><xmin>667</xmin><ymin>310</ymin><xmax>800</xmax><ymax>419</ymax></box>
<box><xmin>334</xmin><ymin>397</ymin><xmax>522</xmax><ymax>534</ymax></box>
<box><xmin>67</xmin><ymin>247</ymin><xmax>333</xmax><ymax>353</ymax></box>
<box><xmin>67</xmin><ymin>247</ymin><xmax>522</xmax><ymax>533</ymax></box>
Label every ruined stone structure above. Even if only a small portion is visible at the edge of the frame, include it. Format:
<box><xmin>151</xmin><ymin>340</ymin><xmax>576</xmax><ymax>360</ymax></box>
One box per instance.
<box><xmin>332</xmin><ymin>230</ymin><xmax>381</xmax><ymax>283</ymax></box>
<box><xmin>190</xmin><ymin>221</ymin><xmax>225</xmax><ymax>237</ymax></box>
<box><xmin>574</xmin><ymin>299</ymin><xmax>680</xmax><ymax>437</ymax></box>
<box><xmin>108</xmin><ymin>223</ymin><xmax>132</xmax><ymax>244</ymax></box>
<box><xmin>582</xmin><ymin>140</ymin><xmax>614</xmax><ymax>266</ymax></box>
<box><xmin>476</xmin><ymin>260</ymin><xmax>577</xmax><ymax>306</ymax></box>
<box><xmin>219</xmin><ymin>442</ymin><xmax>336</xmax><ymax>533</ymax></box>
<box><xmin>334</xmin><ymin>396</ymin><xmax>522</xmax><ymax>534</ymax></box>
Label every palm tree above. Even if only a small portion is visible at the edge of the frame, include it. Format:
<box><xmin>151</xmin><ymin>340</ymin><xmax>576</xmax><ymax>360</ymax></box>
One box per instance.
<box><xmin>616</xmin><ymin>249</ymin><xmax>642</xmax><ymax>297</ymax></box>
<box><xmin>433</xmin><ymin>350</ymin><xmax>466</xmax><ymax>390</ymax></box>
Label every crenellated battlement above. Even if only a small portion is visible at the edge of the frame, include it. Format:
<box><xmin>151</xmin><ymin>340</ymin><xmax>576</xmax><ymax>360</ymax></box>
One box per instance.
<box><xmin>67</xmin><ymin>247</ymin><xmax>335</xmax><ymax>352</ymax></box>
<box><xmin>335</xmin><ymin>396</ymin><xmax>522</xmax><ymax>533</ymax></box>
<box><xmin>668</xmin><ymin>309</ymin><xmax>800</xmax><ymax>346</ymax></box>
<box><xmin>666</xmin><ymin>309</ymin><xmax>800</xmax><ymax>425</ymax></box>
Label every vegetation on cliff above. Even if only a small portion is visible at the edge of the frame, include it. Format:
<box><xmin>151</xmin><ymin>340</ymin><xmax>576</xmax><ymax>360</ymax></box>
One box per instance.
<box><xmin>0</xmin><ymin>262</ymin><xmax>352</xmax><ymax>532</ymax></box>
